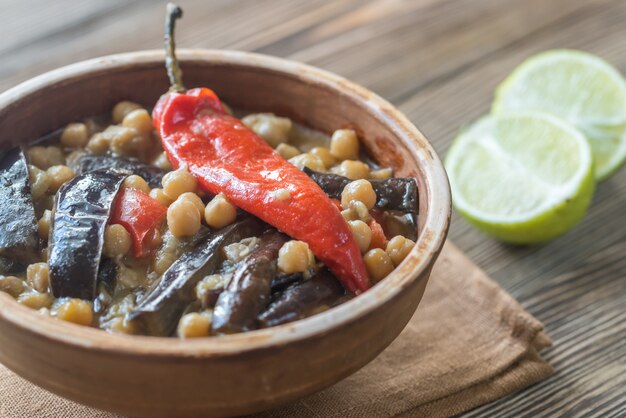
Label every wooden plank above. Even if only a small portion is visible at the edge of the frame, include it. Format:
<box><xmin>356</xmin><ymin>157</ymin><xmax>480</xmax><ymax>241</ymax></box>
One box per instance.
<box><xmin>389</xmin><ymin>0</ymin><xmax>626</xmax><ymax>416</ymax></box>
<box><xmin>0</xmin><ymin>0</ymin><xmax>624</xmax><ymax>416</ymax></box>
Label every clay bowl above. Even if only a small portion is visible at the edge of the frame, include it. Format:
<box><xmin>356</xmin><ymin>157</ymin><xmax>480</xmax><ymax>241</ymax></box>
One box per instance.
<box><xmin>0</xmin><ymin>50</ymin><xmax>450</xmax><ymax>417</ymax></box>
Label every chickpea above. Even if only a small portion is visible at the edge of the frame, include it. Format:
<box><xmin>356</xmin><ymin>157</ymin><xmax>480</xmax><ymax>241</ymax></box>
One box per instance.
<box><xmin>0</xmin><ymin>276</ymin><xmax>26</xmax><ymax>298</ymax></box>
<box><xmin>28</xmin><ymin>146</ymin><xmax>65</xmax><ymax>170</ymax></box>
<box><xmin>178</xmin><ymin>312</ymin><xmax>211</xmax><ymax>338</ymax></box>
<box><xmin>112</xmin><ymin>101</ymin><xmax>142</xmax><ymax>124</ymax></box>
<box><xmin>46</xmin><ymin>165</ymin><xmax>74</xmax><ymax>193</ymax></box>
<box><xmin>86</xmin><ymin>133</ymin><xmax>110</xmax><ymax>155</ymax></box>
<box><xmin>242</xmin><ymin>113</ymin><xmax>292</xmax><ymax>148</ymax></box>
<box><xmin>28</xmin><ymin>165</ymin><xmax>51</xmax><ymax>200</ymax></box>
<box><xmin>122</xmin><ymin>109</ymin><xmax>152</xmax><ymax>135</ymax></box>
<box><xmin>177</xmin><ymin>192</ymin><xmax>205</xmax><ymax>216</ymax></box>
<box><xmin>363</xmin><ymin>248</ymin><xmax>394</xmax><ymax>283</ymax></box>
<box><xmin>55</xmin><ymin>299</ymin><xmax>93</xmax><ymax>326</ymax></box>
<box><xmin>168</xmin><ymin>199</ymin><xmax>202</xmax><ymax>237</ymax></box>
<box><xmin>310</xmin><ymin>147</ymin><xmax>336</xmax><ymax>168</ymax></box>
<box><xmin>289</xmin><ymin>153</ymin><xmax>326</xmax><ymax>172</ymax></box>
<box><xmin>162</xmin><ymin>167</ymin><xmax>197</xmax><ymax>200</ymax></box>
<box><xmin>37</xmin><ymin>210</ymin><xmax>52</xmax><ymax>240</ymax></box>
<box><xmin>107</xmin><ymin>126</ymin><xmax>140</xmax><ymax>156</ymax></box>
<box><xmin>65</xmin><ymin>150</ymin><xmax>85</xmax><ymax>170</ymax></box>
<box><xmin>153</xmin><ymin>152</ymin><xmax>172</xmax><ymax>170</ymax></box>
<box><xmin>278</xmin><ymin>240</ymin><xmax>314</xmax><ymax>274</ymax></box>
<box><xmin>204</xmin><ymin>193</ymin><xmax>237</xmax><ymax>229</ymax></box>
<box><xmin>18</xmin><ymin>291</ymin><xmax>53</xmax><ymax>310</ymax></box>
<box><xmin>386</xmin><ymin>236</ymin><xmax>416</xmax><ymax>266</ymax></box>
<box><xmin>129</xmin><ymin>134</ymin><xmax>154</xmax><ymax>156</ymax></box>
<box><xmin>348</xmin><ymin>200</ymin><xmax>372</xmax><ymax>222</ymax></box>
<box><xmin>370</xmin><ymin>167</ymin><xmax>393</xmax><ymax>179</ymax></box>
<box><xmin>341</xmin><ymin>208</ymin><xmax>357</xmax><ymax>221</ymax></box>
<box><xmin>348</xmin><ymin>220</ymin><xmax>372</xmax><ymax>254</ymax></box>
<box><xmin>122</xmin><ymin>175</ymin><xmax>150</xmax><ymax>194</ymax></box>
<box><xmin>341</xmin><ymin>179</ymin><xmax>377</xmax><ymax>210</ymax></box>
<box><xmin>104</xmin><ymin>224</ymin><xmax>132</xmax><ymax>258</ymax></box>
<box><xmin>28</xmin><ymin>146</ymin><xmax>64</xmax><ymax>170</ymax></box>
<box><xmin>330</xmin><ymin>129</ymin><xmax>359</xmax><ymax>161</ymax></box>
<box><xmin>106</xmin><ymin>317</ymin><xmax>137</xmax><ymax>335</ymax></box>
<box><xmin>196</xmin><ymin>274</ymin><xmax>229</xmax><ymax>308</ymax></box>
<box><xmin>333</xmin><ymin>160</ymin><xmax>370</xmax><ymax>180</ymax></box>
<box><xmin>150</xmin><ymin>188</ymin><xmax>174</xmax><ymax>206</ymax></box>
<box><xmin>276</xmin><ymin>143</ymin><xmax>300</xmax><ymax>160</ymax></box>
<box><xmin>84</xmin><ymin>118</ymin><xmax>102</xmax><ymax>136</ymax></box>
<box><xmin>60</xmin><ymin>123</ymin><xmax>89</xmax><ymax>148</ymax></box>
<box><xmin>26</xmin><ymin>262</ymin><xmax>49</xmax><ymax>293</ymax></box>
<box><xmin>41</xmin><ymin>195</ymin><xmax>54</xmax><ymax>212</ymax></box>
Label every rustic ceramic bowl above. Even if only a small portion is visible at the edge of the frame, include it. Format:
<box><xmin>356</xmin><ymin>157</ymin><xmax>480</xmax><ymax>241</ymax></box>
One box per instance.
<box><xmin>0</xmin><ymin>50</ymin><xmax>450</xmax><ymax>417</ymax></box>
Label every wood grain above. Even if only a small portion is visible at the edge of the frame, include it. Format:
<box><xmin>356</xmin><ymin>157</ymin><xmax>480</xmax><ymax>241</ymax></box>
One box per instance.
<box><xmin>1</xmin><ymin>0</ymin><xmax>624</xmax><ymax>416</ymax></box>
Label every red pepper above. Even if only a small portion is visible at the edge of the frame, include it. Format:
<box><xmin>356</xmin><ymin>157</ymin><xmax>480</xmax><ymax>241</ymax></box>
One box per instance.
<box><xmin>152</xmin><ymin>3</ymin><xmax>370</xmax><ymax>293</ymax></box>
<box><xmin>111</xmin><ymin>188</ymin><xmax>167</xmax><ymax>258</ymax></box>
<box><xmin>368</xmin><ymin>218</ymin><xmax>388</xmax><ymax>251</ymax></box>
<box><xmin>152</xmin><ymin>89</ymin><xmax>370</xmax><ymax>293</ymax></box>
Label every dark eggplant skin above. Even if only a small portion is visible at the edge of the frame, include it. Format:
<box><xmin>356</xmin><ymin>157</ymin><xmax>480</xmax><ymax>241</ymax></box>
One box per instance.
<box><xmin>0</xmin><ymin>256</ymin><xmax>26</xmax><ymax>276</ymax></box>
<box><xmin>97</xmin><ymin>258</ymin><xmax>119</xmax><ymax>294</ymax></box>
<box><xmin>77</xmin><ymin>154</ymin><xmax>166</xmax><ymax>188</ymax></box>
<box><xmin>258</xmin><ymin>269</ymin><xmax>345</xmax><ymax>328</ymax></box>
<box><xmin>270</xmin><ymin>271</ymin><xmax>308</xmax><ymax>293</ymax></box>
<box><xmin>303</xmin><ymin>168</ymin><xmax>418</xmax><ymax>215</ymax></box>
<box><xmin>197</xmin><ymin>269</ymin><xmax>310</xmax><ymax>310</ymax></box>
<box><xmin>212</xmin><ymin>231</ymin><xmax>288</xmax><ymax>334</ymax></box>
<box><xmin>128</xmin><ymin>217</ymin><xmax>266</xmax><ymax>337</ymax></box>
<box><xmin>48</xmin><ymin>169</ymin><xmax>129</xmax><ymax>300</ymax></box>
<box><xmin>0</xmin><ymin>148</ymin><xmax>39</xmax><ymax>262</ymax></box>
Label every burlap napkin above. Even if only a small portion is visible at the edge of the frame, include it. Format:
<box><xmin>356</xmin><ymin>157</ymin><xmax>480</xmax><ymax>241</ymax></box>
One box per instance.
<box><xmin>0</xmin><ymin>242</ymin><xmax>553</xmax><ymax>417</ymax></box>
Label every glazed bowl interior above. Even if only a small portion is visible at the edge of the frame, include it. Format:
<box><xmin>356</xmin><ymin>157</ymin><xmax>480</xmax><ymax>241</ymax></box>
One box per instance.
<box><xmin>0</xmin><ymin>50</ymin><xmax>450</xmax><ymax>415</ymax></box>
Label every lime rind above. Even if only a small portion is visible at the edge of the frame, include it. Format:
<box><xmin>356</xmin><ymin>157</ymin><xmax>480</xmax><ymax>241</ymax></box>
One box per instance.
<box><xmin>445</xmin><ymin>111</ymin><xmax>595</xmax><ymax>243</ymax></box>
<box><xmin>580</xmin><ymin>123</ymin><xmax>626</xmax><ymax>180</ymax></box>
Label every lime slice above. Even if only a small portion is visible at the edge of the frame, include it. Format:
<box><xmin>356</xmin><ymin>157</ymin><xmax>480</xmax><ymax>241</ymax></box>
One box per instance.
<box><xmin>492</xmin><ymin>49</ymin><xmax>626</xmax><ymax>179</ymax></box>
<box><xmin>445</xmin><ymin>112</ymin><xmax>595</xmax><ymax>244</ymax></box>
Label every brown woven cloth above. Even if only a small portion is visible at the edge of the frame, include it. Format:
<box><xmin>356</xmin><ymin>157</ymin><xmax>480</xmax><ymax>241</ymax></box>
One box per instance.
<box><xmin>0</xmin><ymin>242</ymin><xmax>553</xmax><ymax>418</ymax></box>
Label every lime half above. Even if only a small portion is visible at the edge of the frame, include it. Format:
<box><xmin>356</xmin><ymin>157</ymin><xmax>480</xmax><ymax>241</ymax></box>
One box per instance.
<box><xmin>492</xmin><ymin>49</ymin><xmax>626</xmax><ymax>179</ymax></box>
<box><xmin>445</xmin><ymin>112</ymin><xmax>595</xmax><ymax>244</ymax></box>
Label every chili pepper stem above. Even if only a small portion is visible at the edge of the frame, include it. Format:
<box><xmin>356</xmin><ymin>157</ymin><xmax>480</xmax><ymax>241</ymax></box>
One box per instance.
<box><xmin>164</xmin><ymin>3</ymin><xmax>185</xmax><ymax>93</ymax></box>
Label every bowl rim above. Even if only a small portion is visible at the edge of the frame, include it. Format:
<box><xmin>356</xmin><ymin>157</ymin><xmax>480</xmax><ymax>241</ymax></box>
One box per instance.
<box><xmin>0</xmin><ymin>49</ymin><xmax>450</xmax><ymax>356</ymax></box>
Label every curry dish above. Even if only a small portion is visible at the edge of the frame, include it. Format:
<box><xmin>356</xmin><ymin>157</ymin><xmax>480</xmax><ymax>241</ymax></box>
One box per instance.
<box><xmin>0</xmin><ymin>4</ymin><xmax>419</xmax><ymax>338</ymax></box>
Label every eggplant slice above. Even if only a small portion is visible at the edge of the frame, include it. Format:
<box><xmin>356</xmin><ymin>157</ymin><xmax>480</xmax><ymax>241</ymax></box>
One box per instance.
<box><xmin>270</xmin><ymin>271</ymin><xmax>308</xmax><ymax>293</ymax></box>
<box><xmin>0</xmin><ymin>256</ymin><xmax>26</xmax><ymax>276</ymax></box>
<box><xmin>303</xmin><ymin>168</ymin><xmax>418</xmax><ymax>215</ymax></box>
<box><xmin>379</xmin><ymin>210</ymin><xmax>418</xmax><ymax>242</ymax></box>
<box><xmin>258</xmin><ymin>269</ymin><xmax>345</xmax><ymax>328</ymax></box>
<box><xmin>97</xmin><ymin>258</ymin><xmax>119</xmax><ymax>295</ymax></box>
<box><xmin>0</xmin><ymin>148</ymin><xmax>39</xmax><ymax>263</ymax></box>
<box><xmin>212</xmin><ymin>230</ymin><xmax>288</xmax><ymax>334</ymax></box>
<box><xmin>77</xmin><ymin>154</ymin><xmax>166</xmax><ymax>188</ymax></box>
<box><xmin>48</xmin><ymin>169</ymin><xmax>129</xmax><ymax>300</ymax></box>
<box><xmin>128</xmin><ymin>217</ymin><xmax>266</xmax><ymax>337</ymax></box>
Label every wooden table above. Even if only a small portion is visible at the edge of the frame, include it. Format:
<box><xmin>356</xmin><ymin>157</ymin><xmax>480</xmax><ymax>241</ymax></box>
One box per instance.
<box><xmin>2</xmin><ymin>0</ymin><xmax>625</xmax><ymax>416</ymax></box>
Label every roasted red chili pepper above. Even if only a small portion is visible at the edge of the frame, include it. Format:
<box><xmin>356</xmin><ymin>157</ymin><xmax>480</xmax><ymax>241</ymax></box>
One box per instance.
<box><xmin>151</xmin><ymin>4</ymin><xmax>370</xmax><ymax>293</ymax></box>
<box><xmin>111</xmin><ymin>187</ymin><xmax>167</xmax><ymax>258</ymax></box>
